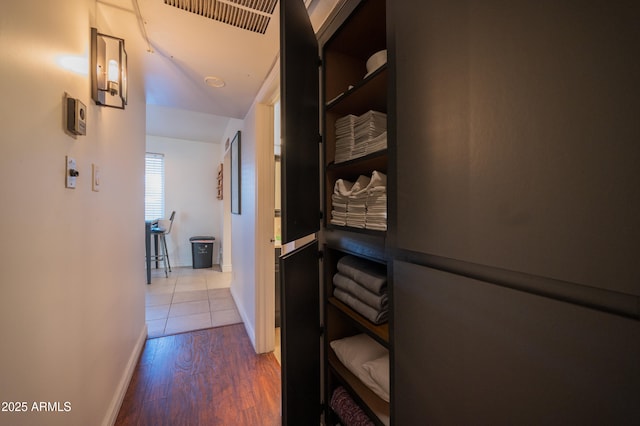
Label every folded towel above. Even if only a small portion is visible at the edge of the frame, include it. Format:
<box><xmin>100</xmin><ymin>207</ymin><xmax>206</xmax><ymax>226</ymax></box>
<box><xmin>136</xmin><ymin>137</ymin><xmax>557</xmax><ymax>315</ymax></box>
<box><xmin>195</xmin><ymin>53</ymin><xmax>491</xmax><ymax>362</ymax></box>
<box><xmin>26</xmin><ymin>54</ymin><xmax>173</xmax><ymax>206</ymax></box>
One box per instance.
<box><xmin>346</xmin><ymin>222</ymin><xmax>366</xmax><ymax>227</ymax></box>
<box><xmin>364</xmin><ymin>181</ymin><xmax>387</xmax><ymax>230</ymax></box>
<box><xmin>334</xmin><ymin>288</ymin><xmax>388</xmax><ymax>325</ymax></box>
<box><xmin>368</xmin><ymin>185</ymin><xmax>387</xmax><ymax>192</ymax></box>
<box><xmin>335</xmin><ymin>112</ymin><xmax>386</xmax><ymax>163</ymax></box>
<box><xmin>333</xmin><ymin>273</ymin><xmax>388</xmax><ymax>311</ymax></box>
<box><xmin>334</xmin><ymin>179</ymin><xmax>355</xmax><ymax>196</ymax></box>
<box><xmin>332</xmin><ymin>202</ymin><xmax>347</xmax><ymax>210</ymax></box>
<box><xmin>368</xmin><ymin>170</ymin><xmax>387</xmax><ymax>190</ymax></box>
<box><xmin>350</xmin><ymin>175</ymin><xmax>371</xmax><ymax>195</ymax></box>
<box><xmin>335</xmin><ymin>114</ymin><xmax>358</xmax><ymax>127</ymax></box>
<box><xmin>330</xmin><ymin>386</ymin><xmax>375</xmax><ymax>426</ymax></box>
<box><xmin>337</xmin><ymin>255</ymin><xmax>387</xmax><ymax>294</ymax></box>
<box><xmin>351</xmin><ymin>171</ymin><xmax>386</xmax><ymax>197</ymax></box>
<box><xmin>365</xmin><ymin>223</ymin><xmax>387</xmax><ymax>231</ymax></box>
<box><xmin>365</xmin><ymin>131</ymin><xmax>387</xmax><ymax>155</ymax></box>
<box><xmin>346</xmin><ymin>206</ymin><xmax>366</xmax><ymax>212</ymax></box>
<box><xmin>362</xmin><ymin>354</ymin><xmax>390</xmax><ymax>403</ymax></box>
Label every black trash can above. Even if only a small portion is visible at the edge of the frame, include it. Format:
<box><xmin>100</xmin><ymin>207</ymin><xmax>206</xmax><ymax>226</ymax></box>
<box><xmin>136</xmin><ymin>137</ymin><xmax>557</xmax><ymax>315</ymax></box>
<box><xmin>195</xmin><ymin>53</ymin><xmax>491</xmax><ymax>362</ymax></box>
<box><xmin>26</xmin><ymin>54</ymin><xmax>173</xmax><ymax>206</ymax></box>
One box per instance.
<box><xmin>190</xmin><ymin>236</ymin><xmax>215</xmax><ymax>269</ymax></box>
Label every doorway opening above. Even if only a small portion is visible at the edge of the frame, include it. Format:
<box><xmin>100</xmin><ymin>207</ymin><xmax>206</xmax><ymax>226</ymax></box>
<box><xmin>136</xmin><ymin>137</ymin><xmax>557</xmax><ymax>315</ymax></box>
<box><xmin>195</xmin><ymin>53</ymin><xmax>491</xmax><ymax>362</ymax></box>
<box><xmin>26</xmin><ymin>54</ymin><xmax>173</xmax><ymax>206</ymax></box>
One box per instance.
<box><xmin>274</xmin><ymin>98</ymin><xmax>282</xmax><ymax>363</ymax></box>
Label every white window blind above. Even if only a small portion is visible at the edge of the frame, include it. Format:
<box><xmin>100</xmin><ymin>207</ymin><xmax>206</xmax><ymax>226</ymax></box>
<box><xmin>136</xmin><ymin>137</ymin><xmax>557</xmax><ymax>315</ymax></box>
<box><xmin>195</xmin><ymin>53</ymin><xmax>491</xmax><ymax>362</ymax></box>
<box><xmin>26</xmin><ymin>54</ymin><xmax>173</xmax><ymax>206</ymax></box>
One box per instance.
<box><xmin>145</xmin><ymin>152</ymin><xmax>165</xmax><ymax>221</ymax></box>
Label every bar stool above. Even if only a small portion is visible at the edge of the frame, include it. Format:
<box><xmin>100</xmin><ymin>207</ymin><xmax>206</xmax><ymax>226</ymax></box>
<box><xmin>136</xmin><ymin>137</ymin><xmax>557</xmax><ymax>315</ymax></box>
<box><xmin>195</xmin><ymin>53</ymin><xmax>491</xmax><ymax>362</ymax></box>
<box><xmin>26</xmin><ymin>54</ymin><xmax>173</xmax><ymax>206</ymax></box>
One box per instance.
<box><xmin>150</xmin><ymin>211</ymin><xmax>175</xmax><ymax>277</ymax></box>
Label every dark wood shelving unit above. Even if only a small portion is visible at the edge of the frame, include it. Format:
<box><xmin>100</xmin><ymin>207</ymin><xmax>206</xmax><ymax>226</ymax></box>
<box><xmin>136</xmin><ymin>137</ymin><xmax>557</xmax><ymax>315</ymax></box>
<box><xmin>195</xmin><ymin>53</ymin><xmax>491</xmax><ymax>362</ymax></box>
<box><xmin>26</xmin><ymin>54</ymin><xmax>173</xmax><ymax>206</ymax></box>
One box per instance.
<box><xmin>280</xmin><ymin>0</ymin><xmax>391</xmax><ymax>424</ymax></box>
<box><xmin>320</xmin><ymin>1</ymin><xmax>390</xmax><ymax>423</ymax></box>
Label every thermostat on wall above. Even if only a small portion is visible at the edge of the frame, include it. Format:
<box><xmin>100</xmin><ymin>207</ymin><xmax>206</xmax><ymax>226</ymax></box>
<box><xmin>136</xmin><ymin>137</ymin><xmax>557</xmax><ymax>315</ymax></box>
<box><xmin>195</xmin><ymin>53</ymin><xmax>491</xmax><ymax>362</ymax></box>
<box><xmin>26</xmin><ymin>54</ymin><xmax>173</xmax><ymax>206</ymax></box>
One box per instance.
<box><xmin>66</xmin><ymin>96</ymin><xmax>86</xmax><ymax>136</ymax></box>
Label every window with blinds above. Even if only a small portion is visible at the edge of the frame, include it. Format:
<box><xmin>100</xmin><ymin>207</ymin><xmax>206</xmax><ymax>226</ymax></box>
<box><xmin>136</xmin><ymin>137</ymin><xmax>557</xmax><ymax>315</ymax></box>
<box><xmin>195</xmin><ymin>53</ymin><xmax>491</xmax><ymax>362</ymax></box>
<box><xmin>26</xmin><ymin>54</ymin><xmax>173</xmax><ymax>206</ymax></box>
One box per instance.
<box><xmin>145</xmin><ymin>152</ymin><xmax>165</xmax><ymax>221</ymax></box>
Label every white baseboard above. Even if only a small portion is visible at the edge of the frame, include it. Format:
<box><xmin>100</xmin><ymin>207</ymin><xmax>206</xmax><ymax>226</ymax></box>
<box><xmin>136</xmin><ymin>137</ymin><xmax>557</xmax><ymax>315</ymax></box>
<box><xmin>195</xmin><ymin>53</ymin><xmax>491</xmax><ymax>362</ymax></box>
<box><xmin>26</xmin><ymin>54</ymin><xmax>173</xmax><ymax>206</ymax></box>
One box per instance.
<box><xmin>102</xmin><ymin>324</ymin><xmax>147</xmax><ymax>426</ymax></box>
<box><xmin>230</xmin><ymin>286</ymin><xmax>255</xmax><ymax>351</ymax></box>
<box><xmin>171</xmin><ymin>262</ymin><xmax>226</xmax><ymax>269</ymax></box>
<box><xmin>221</xmin><ymin>263</ymin><xmax>232</xmax><ymax>272</ymax></box>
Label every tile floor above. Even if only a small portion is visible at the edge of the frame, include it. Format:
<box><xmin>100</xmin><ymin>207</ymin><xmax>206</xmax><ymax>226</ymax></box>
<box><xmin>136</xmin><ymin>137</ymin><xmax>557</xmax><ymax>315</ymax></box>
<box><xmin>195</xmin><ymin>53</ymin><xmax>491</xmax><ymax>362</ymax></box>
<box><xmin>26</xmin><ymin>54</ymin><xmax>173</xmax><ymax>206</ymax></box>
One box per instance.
<box><xmin>145</xmin><ymin>265</ymin><xmax>242</xmax><ymax>338</ymax></box>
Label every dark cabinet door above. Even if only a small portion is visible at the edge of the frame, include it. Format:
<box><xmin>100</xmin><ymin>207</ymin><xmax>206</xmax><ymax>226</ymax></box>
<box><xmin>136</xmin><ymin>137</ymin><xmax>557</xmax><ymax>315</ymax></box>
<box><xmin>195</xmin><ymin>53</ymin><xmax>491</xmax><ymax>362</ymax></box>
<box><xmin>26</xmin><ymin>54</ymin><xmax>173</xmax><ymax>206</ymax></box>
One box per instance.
<box><xmin>391</xmin><ymin>0</ymin><xmax>640</xmax><ymax>296</ymax></box>
<box><xmin>280</xmin><ymin>0</ymin><xmax>320</xmax><ymax>244</ymax></box>
<box><xmin>394</xmin><ymin>261</ymin><xmax>640</xmax><ymax>424</ymax></box>
<box><xmin>280</xmin><ymin>2</ymin><xmax>322</xmax><ymax>423</ymax></box>
<box><xmin>280</xmin><ymin>240</ymin><xmax>320</xmax><ymax>425</ymax></box>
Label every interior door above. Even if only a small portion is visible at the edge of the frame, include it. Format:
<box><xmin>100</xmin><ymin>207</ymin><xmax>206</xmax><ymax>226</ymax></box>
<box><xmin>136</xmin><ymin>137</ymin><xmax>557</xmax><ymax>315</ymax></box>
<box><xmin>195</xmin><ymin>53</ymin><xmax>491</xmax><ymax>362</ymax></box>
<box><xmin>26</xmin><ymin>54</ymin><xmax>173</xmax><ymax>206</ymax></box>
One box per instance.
<box><xmin>280</xmin><ymin>0</ymin><xmax>321</xmax><ymax>425</ymax></box>
<box><xmin>280</xmin><ymin>0</ymin><xmax>320</xmax><ymax>243</ymax></box>
<box><xmin>280</xmin><ymin>240</ymin><xmax>320</xmax><ymax>425</ymax></box>
<box><xmin>280</xmin><ymin>0</ymin><xmax>322</xmax><ymax>424</ymax></box>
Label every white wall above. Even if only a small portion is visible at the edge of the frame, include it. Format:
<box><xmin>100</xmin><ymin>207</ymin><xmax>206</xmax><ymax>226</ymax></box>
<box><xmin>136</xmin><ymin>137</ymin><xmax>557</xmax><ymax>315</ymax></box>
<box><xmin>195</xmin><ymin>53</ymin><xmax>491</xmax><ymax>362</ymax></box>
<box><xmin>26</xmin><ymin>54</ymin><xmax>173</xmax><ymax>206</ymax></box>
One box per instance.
<box><xmin>0</xmin><ymin>1</ymin><xmax>147</xmax><ymax>425</ymax></box>
<box><xmin>225</xmin><ymin>57</ymin><xmax>280</xmax><ymax>352</ymax></box>
<box><xmin>220</xmin><ymin>118</ymin><xmax>245</xmax><ymax>273</ymax></box>
<box><xmin>221</xmin><ymin>97</ymin><xmax>275</xmax><ymax>353</ymax></box>
<box><xmin>146</xmin><ymin>135</ymin><xmax>223</xmax><ymax>267</ymax></box>
<box><xmin>228</xmin><ymin>116</ymin><xmax>258</xmax><ymax>345</ymax></box>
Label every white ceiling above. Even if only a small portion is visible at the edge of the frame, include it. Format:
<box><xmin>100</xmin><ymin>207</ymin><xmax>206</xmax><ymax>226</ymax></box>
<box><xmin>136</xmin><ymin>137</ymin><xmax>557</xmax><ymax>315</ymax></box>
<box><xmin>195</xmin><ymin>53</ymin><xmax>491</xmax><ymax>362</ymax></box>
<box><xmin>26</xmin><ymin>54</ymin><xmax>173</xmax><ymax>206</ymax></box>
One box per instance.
<box><xmin>136</xmin><ymin>0</ymin><xmax>281</xmax><ymax>119</ymax></box>
<box><xmin>146</xmin><ymin>104</ymin><xmax>237</xmax><ymax>143</ymax></box>
<box><xmin>97</xmin><ymin>0</ymin><xmax>338</xmax><ymax>143</ymax></box>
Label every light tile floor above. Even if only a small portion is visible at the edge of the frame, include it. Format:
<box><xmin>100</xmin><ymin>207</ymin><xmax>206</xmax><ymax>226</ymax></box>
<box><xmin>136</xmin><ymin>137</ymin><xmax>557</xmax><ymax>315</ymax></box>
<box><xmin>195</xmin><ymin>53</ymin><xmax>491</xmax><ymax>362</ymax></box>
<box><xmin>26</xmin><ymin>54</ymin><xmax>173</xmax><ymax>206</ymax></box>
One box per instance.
<box><xmin>145</xmin><ymin>266</ymin><xmax>242</xmax><ymax>338</ymax></box>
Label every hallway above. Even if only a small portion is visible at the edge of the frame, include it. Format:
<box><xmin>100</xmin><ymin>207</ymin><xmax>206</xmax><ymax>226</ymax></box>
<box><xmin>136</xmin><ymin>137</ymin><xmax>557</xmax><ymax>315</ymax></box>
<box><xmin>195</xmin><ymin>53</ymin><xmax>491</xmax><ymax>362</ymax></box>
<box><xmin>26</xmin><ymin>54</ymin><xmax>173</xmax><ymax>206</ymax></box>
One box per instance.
<box><xmin>115</xmin><ymin>324</ymin><xmax>281</xmax><ymax>425</ymax></box>
<box><xmin>145</xmin><ymin>266</ymin><xmax>242</xmax><ymax>338</ymax></box>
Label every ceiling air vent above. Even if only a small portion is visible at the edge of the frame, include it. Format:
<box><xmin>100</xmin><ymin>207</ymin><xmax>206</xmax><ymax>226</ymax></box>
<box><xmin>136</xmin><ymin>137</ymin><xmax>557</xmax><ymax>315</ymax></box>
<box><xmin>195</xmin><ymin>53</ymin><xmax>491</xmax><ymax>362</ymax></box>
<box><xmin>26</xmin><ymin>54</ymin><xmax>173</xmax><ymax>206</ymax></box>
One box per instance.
<box><xmin>164</xmin><ymin>0</ymin><xmax>278</xmax><ymax>34</ymax></box>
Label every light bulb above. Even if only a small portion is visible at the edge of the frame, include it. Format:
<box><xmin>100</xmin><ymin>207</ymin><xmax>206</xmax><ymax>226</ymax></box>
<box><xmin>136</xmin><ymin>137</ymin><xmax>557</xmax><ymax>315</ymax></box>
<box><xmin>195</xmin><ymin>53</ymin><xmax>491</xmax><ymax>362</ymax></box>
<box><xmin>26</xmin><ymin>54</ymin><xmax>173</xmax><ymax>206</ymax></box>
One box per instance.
<box><xmin>107</xmin><ymin>59</ymin><xmax>119</xmax><ymax>95</ymax></box>
<box><xmin>108</xmin><ymin>59</ymin><xmax>119</xmax><ymax>82</ymax></box>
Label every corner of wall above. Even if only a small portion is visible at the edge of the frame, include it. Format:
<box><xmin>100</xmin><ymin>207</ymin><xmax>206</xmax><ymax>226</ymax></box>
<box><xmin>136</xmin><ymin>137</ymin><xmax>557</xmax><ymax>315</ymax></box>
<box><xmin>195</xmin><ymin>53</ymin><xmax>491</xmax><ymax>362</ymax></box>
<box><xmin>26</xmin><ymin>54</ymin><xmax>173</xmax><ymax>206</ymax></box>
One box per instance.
<box><xmin>230</xmin><ymin>286</ymin><xmax>256</xmax><ymax>351</ymax></box>
<box><xmin>101</xmin><ymin>324</ymin><xmax>147</xmax><ymax>426</ymax></box>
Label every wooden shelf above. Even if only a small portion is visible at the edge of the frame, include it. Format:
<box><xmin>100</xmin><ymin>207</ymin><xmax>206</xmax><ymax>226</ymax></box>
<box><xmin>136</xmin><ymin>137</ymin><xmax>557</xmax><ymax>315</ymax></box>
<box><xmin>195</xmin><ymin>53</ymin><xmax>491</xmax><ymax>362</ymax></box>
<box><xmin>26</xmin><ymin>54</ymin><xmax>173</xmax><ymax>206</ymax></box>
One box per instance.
<box><xmin>326</xmin><ymin>224</ymin><xmax>387</xmax><ymax>237</ymax></box>
<box><xmin>326</xmin><ymin>65</ymin><xmax>388</xmax><ymax>115</ymax></box>
<box><xmin>327</xmin><ymin>149</ymin><xmax>388</xmax><ymax>173</ymax></box>
<box><xmin>324</xmin><ymin>231</ymin><xmax>387</xmax><ymax>263</ymax></box>
<box><xmin>325</xmin><ymin>151</ymin><xmax>388</xmax><ymax>213</ymax></box>
<box><xmin>328</xmin><ymin>297</ymin><xmax>389</xmax><ymax>345</ymax></box>
<box><xmin>328</xmin><ymin>349</ymin><xmax>390</xmax><ymax>426</ymax></box>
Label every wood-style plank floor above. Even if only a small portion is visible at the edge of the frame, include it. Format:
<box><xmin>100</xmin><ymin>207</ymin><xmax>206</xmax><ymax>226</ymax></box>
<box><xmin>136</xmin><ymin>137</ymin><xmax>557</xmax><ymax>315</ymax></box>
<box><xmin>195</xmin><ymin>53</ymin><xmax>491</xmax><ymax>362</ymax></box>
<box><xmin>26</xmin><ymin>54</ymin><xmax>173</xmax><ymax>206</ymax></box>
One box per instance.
<box><xmin>115</xmin><ymin>324</ymin><xmax>281</xmax><ymax>425</ymax></box>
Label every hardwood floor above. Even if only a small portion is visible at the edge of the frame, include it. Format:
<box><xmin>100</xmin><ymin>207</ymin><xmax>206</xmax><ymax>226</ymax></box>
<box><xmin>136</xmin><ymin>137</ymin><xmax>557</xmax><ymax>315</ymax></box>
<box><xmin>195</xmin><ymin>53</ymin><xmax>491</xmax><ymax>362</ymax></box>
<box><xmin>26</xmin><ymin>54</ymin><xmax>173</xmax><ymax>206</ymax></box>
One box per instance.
<box><xmin>115</xmin><ymin>324</ymin><xmax>281</xmax><ymax>425</ymax></box>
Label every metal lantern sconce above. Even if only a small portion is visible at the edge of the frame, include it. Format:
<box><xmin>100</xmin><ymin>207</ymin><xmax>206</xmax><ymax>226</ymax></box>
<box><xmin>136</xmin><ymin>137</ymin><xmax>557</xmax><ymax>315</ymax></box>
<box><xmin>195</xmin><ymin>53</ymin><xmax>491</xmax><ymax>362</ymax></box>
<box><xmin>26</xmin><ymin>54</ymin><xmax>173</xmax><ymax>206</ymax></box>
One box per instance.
<box><xmin>91</xmin><ymin>27</ymin><xmax>128</xmax><ymax>109</ymax></box>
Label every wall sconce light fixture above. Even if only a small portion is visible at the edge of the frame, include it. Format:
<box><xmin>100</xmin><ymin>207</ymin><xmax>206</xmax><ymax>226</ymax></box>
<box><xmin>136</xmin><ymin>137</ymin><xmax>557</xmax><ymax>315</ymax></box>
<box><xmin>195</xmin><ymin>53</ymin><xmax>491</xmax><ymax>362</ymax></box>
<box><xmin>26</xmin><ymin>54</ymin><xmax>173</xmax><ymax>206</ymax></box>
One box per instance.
<box><xmin>91</xmin><ymin>27</ymin><xmax>128</xmax><ymax>109</ymax></box>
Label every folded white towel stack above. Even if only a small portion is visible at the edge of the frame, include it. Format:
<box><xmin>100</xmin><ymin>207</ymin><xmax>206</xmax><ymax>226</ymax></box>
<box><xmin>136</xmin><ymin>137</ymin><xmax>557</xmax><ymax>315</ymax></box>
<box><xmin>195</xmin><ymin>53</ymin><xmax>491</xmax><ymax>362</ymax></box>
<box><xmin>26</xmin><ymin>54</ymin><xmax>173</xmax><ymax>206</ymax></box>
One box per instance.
<box><xmin>334</xmin><ymin>111</ymin><xmax>387</xmax><ymax>163</ymax></box>
<box><xmin>365</xmin><ymin>170</ymin><xmax>387</xmax><ymax>231</ymax></box>
<box><xmin>330</xmin><ymin>171</ymin><xmax>388</xmax><ymax>231</ymax></box>
<box><xmin>331</xmin><ymin>179</ymin><xmax>349</xmax><ymax>226</ymax></box>
<box><xmin>334</xmin><ymin>115</ymin><xmax>357</xmax><ymax>163</ymax></box>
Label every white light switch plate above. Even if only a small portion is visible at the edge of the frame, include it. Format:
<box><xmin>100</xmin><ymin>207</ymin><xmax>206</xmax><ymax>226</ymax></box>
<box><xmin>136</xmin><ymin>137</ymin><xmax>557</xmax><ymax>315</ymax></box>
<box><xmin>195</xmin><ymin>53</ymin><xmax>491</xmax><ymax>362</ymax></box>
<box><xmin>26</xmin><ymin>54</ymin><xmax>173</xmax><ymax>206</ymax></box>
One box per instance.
<box><xmin>66</xmin><ymin>156</ymin><xmax>77</xmax><ymax>189</ymax></box>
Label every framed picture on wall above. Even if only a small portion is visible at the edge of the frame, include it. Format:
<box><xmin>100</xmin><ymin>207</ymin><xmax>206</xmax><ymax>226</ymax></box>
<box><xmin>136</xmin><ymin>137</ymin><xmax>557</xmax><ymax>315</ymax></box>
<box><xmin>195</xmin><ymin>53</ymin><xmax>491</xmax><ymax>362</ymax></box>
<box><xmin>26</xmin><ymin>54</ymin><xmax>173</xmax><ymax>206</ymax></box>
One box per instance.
<box><xmin>231</xmin><ymin>131</ymin><xmax>241</xmax><ymax>214</ymax></box>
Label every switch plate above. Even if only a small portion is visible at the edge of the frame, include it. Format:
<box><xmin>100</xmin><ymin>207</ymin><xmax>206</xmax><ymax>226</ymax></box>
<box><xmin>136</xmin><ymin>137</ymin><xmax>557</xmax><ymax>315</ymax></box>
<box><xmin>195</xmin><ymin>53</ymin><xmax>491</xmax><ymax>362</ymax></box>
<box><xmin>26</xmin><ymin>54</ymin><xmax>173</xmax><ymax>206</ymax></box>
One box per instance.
<box><xmin>92</xmin><ymin>163</ymin><xmax>101</xmax><ymax>192</ymax></box>
<box><xmin>66</xmin><ymin>156</ymin><xmax>77</xmax><ymax>189</ymax></box>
